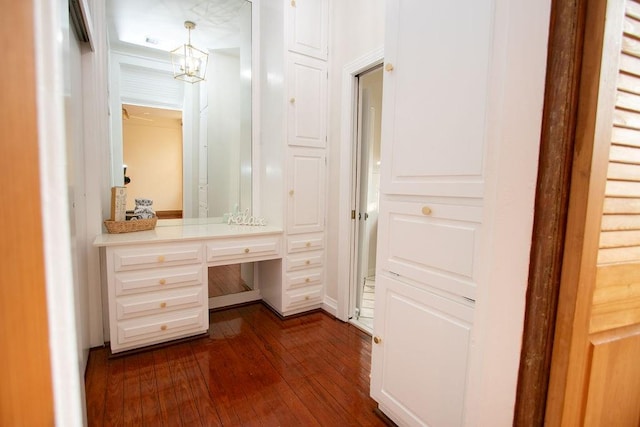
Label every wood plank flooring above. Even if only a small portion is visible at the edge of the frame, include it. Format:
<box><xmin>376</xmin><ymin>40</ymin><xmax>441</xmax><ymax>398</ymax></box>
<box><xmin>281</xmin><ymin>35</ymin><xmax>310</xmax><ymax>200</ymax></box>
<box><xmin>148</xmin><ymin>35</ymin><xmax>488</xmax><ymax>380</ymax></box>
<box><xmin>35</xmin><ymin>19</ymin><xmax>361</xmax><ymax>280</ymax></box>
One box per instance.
<box><xmin>208</xmin><ymin>264</ymin><xmax>252</xmax><ymax>297</ymax></box>
<box><xmin>85</xmin><ymin>303</ymin><xmax>388</xmax><ymax>426</ymax></box>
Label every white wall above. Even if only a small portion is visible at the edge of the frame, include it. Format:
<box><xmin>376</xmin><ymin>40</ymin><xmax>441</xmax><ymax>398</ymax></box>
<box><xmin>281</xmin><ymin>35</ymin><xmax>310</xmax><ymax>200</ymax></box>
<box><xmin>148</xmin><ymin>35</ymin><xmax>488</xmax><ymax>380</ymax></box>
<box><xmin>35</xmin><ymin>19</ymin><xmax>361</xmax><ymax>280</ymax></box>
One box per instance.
<box><xmin>325</xmin><ymin>0</ymin><xmax>386</xmax><ymax>301</ymax></box>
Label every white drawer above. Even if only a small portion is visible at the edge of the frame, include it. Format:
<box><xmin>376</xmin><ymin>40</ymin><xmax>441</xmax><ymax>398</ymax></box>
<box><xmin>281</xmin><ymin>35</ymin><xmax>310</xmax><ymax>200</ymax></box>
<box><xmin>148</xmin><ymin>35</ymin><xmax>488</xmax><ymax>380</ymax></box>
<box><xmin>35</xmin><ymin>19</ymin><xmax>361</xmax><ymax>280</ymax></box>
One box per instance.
<box><xmin>286</xmin><ymin>251</ymin><xmax>324</xmax><ymax>271</ymax></box>
<box><xmin>285</xmin><ymin>268</ymin><xmax>323</xmax><ymax>291</ymax></box>
<box><xmin>115</xmin><ymin>286</ymin><xmax>205</xmax><ymax>320</ymax></box>
<box><xmin>112</xmin><ymin>243</ymin><xmax>203</xmax><ymax>272</ymax></box>
<box><xmin>287</xmin><ymin>233</ymin><xmax>324</xmax><ymax>253</ymax></box>
<box><xmin>114</xmin><ymin>308</ymin><xmax>207</xmax><ymax>351</ymax></box>
<box><xmin>283</xmin><ymin>286</ymin><xmax>323</xmax><ymax>312</ymax></box>
<box><xmin>206</xmin><ymin>235</ymin><xmax>281</xmax><ymax>263</ymax></box>
<box><xmin>378</xmin><ymin>200</ymin><xmax>481</xmax><ymax>300</ymax></box>
<box><xmin>114</xmin><ymin>264</ymin><xmax>203</xmax><ymax>296</ymax></box>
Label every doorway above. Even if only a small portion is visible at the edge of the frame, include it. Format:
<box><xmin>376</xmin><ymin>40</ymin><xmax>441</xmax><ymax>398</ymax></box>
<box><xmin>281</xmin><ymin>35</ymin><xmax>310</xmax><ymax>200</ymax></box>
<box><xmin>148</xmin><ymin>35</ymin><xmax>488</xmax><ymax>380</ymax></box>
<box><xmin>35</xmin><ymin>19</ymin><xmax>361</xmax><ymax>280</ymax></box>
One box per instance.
<box><xmin>350</xmin><ymin>65</ymin><xmax>383</xmax><ymax>331</ymax></box>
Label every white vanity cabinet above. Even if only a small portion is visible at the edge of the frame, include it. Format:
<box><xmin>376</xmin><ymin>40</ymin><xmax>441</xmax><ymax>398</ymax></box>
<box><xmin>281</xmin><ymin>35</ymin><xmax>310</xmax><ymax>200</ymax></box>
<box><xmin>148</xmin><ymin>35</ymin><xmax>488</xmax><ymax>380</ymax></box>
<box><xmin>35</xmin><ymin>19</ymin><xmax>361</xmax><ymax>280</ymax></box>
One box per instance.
<box><xmin>95</xmin><ymin>224</ymin><xmax>284</xmax><ymax>353</ymax></box>
<box><xmin>105</xmin><ymin>242</ymin><xmax>208</xmax><ymax>353</ymax></box>
<box><xmin>261</xmin><ymin>231</ymin><xmax>325</xmax><ymax>315</ymax></box>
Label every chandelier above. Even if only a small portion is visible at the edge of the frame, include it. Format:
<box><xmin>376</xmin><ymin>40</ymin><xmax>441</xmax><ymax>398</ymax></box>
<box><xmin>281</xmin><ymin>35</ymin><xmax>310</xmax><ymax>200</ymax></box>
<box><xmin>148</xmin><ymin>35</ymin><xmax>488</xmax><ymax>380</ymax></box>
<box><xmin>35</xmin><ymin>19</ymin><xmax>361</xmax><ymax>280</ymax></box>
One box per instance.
<box><xmin>170</xmin><ymin>21</ymin><xmax>208</xmax><ymax>83</ymax></box>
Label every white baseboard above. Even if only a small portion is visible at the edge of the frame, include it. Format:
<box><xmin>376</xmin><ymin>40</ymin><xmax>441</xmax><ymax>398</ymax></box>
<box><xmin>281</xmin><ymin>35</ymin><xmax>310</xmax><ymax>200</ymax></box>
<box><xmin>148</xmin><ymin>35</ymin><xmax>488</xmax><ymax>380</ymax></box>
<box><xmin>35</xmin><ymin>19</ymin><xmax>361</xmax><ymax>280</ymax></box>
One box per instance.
<box><xmin>322</xmin><ymin>295</ymin><xmax>338</xmax><ymax>317</ymax></box>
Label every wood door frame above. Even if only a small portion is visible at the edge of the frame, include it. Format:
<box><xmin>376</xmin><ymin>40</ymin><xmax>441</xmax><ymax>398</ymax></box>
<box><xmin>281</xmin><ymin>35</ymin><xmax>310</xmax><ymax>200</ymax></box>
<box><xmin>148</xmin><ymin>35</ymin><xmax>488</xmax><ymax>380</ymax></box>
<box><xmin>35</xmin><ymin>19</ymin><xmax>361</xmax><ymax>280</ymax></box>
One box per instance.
<box><xmin>513</xmin><ymin>0</ymin><xmax>588</xmax><ymax>424</ymax></box>
<box><xmin>0</xmin><ymin>0</ymin><xmax>55</xmax><ymax>424</ymax></box>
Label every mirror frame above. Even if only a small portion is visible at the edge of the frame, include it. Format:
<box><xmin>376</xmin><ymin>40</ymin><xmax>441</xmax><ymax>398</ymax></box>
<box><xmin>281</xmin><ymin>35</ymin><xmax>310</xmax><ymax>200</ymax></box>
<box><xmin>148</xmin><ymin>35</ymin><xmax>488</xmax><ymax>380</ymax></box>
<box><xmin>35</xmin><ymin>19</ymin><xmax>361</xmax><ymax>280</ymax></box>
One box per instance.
<box><xmin>108</xmin><ymin>0</ymin><xmax>261</xmax><ymax>223</ymax></box>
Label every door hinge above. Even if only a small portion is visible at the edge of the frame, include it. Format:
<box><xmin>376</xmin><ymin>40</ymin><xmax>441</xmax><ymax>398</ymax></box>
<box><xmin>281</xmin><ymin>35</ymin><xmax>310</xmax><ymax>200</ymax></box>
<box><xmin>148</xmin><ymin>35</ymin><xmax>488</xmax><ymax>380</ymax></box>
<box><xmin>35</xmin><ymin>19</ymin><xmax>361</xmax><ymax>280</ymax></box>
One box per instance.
<box><xmin>351</xmin><ymin>210</ymin><xmax>356</xmax><ymax>220</ymax></box>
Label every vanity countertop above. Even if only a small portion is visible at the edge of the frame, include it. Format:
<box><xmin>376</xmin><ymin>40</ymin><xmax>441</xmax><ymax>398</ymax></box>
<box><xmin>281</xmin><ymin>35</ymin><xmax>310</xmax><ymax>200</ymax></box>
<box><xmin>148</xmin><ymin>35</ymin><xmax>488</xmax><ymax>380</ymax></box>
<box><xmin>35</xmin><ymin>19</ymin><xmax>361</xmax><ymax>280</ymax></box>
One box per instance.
<box><xmin>93</xmin><ymin>222</ymin><xmax>283</xmax><ymax>247</ymax></box>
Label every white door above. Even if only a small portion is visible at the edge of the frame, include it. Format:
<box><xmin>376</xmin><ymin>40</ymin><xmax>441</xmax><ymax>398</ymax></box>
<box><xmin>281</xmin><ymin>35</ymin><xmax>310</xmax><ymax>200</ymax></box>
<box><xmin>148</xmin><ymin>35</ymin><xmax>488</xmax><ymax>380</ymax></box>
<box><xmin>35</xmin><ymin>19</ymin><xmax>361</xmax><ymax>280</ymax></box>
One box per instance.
<box><xmin>287</xmin><ymin>54</ymin><xmax>327</xmax><ymax>148</ymax></box>
<box><xmin>286</xmin><ymin>147</ymin><xmax>326</xmax><ymax>234</ymax></box>
<box><xmin>285</xmin><ymin>0</ymin><xmax>328</xmax><ymax>60</ymax></box>
<box><xmin>353</xmin><ymin>66</ymin><xmax>383</xmax><ymax>328</ymax></box>
<box><xmin>372</xmin><ymin>0</ymin><xmax>493</xmax><ymax>425</ymax></box>
<box><xmin>371</xmin><ymin>275</ymin><xmax>474</xmax><ymax>426</ymax></box>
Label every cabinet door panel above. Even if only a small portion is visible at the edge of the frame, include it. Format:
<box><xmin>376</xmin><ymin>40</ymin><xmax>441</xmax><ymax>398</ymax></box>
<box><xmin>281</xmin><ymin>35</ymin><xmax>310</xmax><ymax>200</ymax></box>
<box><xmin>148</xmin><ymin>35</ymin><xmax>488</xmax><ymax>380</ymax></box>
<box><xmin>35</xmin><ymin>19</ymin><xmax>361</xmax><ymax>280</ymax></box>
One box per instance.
<box><xmin>380</xmin><ymin>0</ymin><xmax>493</xmax><ymax>198</ymax></box>
<box><xmin>378</xmin><ymin>200</ymin><xmax>480</xmax><ymax>300</ymax></box>
<box><xmin>371</xmin><ymin>274</ymin><xmax>474</xmax><ymax>427</ymax></box>
<box><xmin>287</xmin><ymin>148</ymin><xmax>326</xmax><ymax>234</ymax></box>
<box><xmin>286</xmin><ymin>0</ymin><xmax>328</xmax><ymax>60</ymax></box>
<box><xmin>287</xmin><ymin>54</ymin><xmax>327</xmax><ymax>148</ymax></box>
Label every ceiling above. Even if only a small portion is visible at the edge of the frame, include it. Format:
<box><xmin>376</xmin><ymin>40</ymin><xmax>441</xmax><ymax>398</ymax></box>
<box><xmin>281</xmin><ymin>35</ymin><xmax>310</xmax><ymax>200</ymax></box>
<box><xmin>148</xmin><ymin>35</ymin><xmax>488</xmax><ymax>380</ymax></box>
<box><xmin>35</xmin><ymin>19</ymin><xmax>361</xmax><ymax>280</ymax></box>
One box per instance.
<box><xmin>106</xmin><ymin>0</ymin><xmax>249</xmax><ymax>52</ymax></box>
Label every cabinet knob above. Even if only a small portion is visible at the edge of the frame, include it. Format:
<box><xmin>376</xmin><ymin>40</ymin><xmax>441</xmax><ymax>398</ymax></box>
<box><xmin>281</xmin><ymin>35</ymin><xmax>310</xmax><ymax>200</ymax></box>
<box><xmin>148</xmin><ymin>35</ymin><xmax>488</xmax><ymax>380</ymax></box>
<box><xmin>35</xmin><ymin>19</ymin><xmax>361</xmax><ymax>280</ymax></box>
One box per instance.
<box><xmin>305</xmin><ymin>260</ymin><xmax>311</xmax><ymax>265</ymax></box>
<box><xmin>305</xmin><ymin>295</ymin><xmax>310</xmax><ymax>300</ymax></box>
<box><xmin>421</xmin><ymin>206</ymin><xmax>432</xmax><ymax>216</ymax></box>
<box><xmin>385</xmin><ymin>63</ymin><xmax>394</xmax><ymax>72</ymax></box>
<box><xmin>289</xmin><ymin>190</ymin><xmax>294</xmax><ymax>196</ymax></box>
<box><xmin>305</xmin><ymin>241</ymin><xmax>311</xmax><ymax>247</ymax></box>
<box><xmin>244</xmin><ymin>248</ymin><xmax>250</xmax><ymax>253</ymax></box>
<box><xmin>157</xmin><ymin>255</ymin><xmax>165</xmax><ymax>263</ymax></box>
<box><xmin>373</xmin><ymin>336</ymin><xmax>382</xmax><ymax>344</ymax></box>
<box><xmin>289</xmin><ymin>97</ymin><xmax>296</xmax><ymax>104</ymax></box>
<box><xmin>305</xmin><ymin>277</ymin><xmax>311</xmax><ymax>283</ymax></box>
<box><xmin>160</xmin><ymin>325</ymin><xmax>168</xmax><ymax>331</ymax></box>
<box><xmin>160</xmin><ymin>302</ymin><xmax>167</xmax><ymax>309</ymax></box>
<box><xmin>291</xmin><ymin>0</ymin><xmax>296</xmax><ymax>7</ymax></box>
<box><xmin>159</xmin><ymin>279</ymin><xmax>166</xmax><ymax>285</ymax></box>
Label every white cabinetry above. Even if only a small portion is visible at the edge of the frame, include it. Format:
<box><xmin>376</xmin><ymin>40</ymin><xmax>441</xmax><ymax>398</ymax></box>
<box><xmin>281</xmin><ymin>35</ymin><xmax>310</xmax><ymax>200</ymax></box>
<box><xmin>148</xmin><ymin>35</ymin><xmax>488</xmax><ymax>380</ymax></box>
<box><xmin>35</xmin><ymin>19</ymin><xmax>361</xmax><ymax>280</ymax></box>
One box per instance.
<box><xmin>371</xmin><ymin>0</ymin><xmax>493</xmax><ymax>425</ymax></box>
<box><xmin>260</xmin><ymin>0</ymin><xmax>328</xmax><ymax>317</ymax></box>
<box><xmin>105</xmin><ymin>242</ymin><xmax>208</xmax><ymax>353</ymax></box>
<box><xmin>97</xmin><ymin>225</ymin><xmax>284</xmax><ymax>354</ymax></box>
<box><xmin>286</xmin><ymin>0</ymin><xmax>328</xmax><ymax>60</ymax></box>
<box><xmin>287</xmin><ymin>148</ymin><xmax>326</xmax><ymax>234</ymax></box>
<box><xmin>287</xmin><ymin>54</ymin><xmax>327</xmax><ymax>148</ymax></box>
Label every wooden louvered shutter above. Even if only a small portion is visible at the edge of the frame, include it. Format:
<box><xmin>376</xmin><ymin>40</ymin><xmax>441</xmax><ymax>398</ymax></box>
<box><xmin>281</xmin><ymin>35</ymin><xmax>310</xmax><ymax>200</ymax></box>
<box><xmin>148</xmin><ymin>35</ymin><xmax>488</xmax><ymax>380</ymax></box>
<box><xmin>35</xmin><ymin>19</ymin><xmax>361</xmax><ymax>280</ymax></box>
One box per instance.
<box><xmin>546</xmin><ymin>0</ymin><xmax>640</xmax><ymax>425</ymax></box>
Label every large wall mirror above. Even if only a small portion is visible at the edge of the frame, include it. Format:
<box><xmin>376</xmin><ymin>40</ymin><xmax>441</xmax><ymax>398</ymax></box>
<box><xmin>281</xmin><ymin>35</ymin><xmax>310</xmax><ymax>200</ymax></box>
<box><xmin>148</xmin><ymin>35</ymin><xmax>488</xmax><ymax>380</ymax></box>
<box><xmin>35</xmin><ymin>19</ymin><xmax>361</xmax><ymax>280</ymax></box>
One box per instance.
<box><xmin>106</xmin><ymin>0</ymin><xmax>258</xmax><ymax>222</ymax></box>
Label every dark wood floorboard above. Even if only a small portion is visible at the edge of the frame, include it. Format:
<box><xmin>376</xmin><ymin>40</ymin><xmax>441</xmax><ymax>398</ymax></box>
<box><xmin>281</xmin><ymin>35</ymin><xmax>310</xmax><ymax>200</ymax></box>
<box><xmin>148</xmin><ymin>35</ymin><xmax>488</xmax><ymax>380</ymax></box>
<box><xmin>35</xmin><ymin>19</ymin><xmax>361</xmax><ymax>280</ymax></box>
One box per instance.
<box><xmin>208</xmin><ymin>264</ymin><xmax>251</xmax><ymax>297</ymax></box>
<box><xmin>86</xmin><ymin>303</ymin><xmax>386</xmax><ymax>426</ymax></box>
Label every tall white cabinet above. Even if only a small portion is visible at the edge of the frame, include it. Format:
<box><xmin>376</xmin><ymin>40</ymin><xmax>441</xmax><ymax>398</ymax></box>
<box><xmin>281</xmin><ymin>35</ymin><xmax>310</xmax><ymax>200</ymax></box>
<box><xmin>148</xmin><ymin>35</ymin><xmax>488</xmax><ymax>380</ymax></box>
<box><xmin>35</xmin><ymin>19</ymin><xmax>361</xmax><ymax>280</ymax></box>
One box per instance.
<box><xmin>260</xmin><ymin>0</ymin><xmax>329</xmax><ymax>316</ymax></box>
<box><xmin>371</xmin><ymin>0</ymin><xmax>492</xmax><ymax>425</ymax></box>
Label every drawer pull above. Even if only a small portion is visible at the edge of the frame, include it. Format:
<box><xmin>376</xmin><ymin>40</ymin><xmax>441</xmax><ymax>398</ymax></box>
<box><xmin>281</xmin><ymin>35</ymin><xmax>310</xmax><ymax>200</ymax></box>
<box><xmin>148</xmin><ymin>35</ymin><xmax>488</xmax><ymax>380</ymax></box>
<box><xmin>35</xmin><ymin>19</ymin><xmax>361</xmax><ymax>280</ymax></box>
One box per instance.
<box><xmin>289</xmin><ymin>97</ymin><xmax>296</xmax><ymax>104</ymax></box>
<box><xmin>305</xmin><ymin>260</ymin><xmax>311</xmax><ymax>265</ymax></box>
<box><xmin>160</xmin><ymin>325</ymin><xmax>168</xmax><ymax>331</ymax></box>
<box><xmin>289</xmin><ymin>190</ymin><xmax>294</xmax><ymax>196</ymax></box>
<box><xmin>421</xmin><ymin>206</ymin><xmax>432</xmax><ymax>216</ymax></box>
<box><xmin>160</xmin><ymin>302</ymin><xmax>167</xmax><ymax>309</ymax></box>
<box><xmin>305</xmin><ymin>241</ymin><xmax>311</xmax><ymax>248</ymax></box>
<box><xmin>305</xmin><ymin>295</ymin><xmax>310</xmax><ymax>301</ymax></box>
<box><xmin>305</xmin><ymin>278</ymin><xmax>311</xmax><ymax>283</ymax></box>
<box><xmin>244</xmin><ymin>248</ymin><xmax>250</xmax><ymax>254</ymax></box>
<box><xmin>157</xmin><ymin>255</ymin><xmax>165</xmax><ymax>263</ymax></box>
<box><xmin>159</xmin><ymin>279</ymin><xmax>166</xmax><ymax>285</ymax></box>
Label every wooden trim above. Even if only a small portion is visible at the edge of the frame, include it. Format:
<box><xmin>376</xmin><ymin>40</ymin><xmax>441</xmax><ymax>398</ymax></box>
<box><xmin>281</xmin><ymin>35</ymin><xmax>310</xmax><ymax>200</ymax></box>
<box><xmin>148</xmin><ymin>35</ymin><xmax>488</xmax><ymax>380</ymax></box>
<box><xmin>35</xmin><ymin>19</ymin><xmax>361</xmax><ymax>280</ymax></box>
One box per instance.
<box><xmin>0</xmin><ymin>0</ymin><xmax>55</xmax><ymax>424</ymax></box>
<box><xmin>155</xmin><ymin>210</ymin><xmax>183</xmax><ymax>219</ymax></box>
<box><xmin>513</xmin><ymin>0</ymin><xmax>587</xmax><ymax>424</ymax></box>
<box><xmin>545</xmin><ymin>0</ymin><xmax>625</xmax><ymax>424</ymax></box>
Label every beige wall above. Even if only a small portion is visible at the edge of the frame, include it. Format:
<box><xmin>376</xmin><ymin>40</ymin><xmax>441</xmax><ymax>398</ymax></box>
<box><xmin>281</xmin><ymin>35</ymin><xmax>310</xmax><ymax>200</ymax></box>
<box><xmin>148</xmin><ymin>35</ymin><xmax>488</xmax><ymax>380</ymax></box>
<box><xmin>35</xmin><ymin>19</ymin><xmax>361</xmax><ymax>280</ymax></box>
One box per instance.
<box><xmin>123</xmin><ymin>117</ymin><xmax>183</xmax><ymax>211</ymax></box>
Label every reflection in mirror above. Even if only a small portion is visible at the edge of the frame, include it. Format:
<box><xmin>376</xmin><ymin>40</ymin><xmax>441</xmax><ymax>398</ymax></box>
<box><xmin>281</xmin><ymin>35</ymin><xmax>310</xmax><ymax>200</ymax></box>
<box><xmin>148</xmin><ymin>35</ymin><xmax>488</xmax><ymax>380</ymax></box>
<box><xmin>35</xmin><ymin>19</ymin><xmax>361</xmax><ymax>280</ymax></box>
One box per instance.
<box><xmin>107</xmin><ymin>0</ymin><xmax>253</xmax><ymax>221</ymax></box>
<box><xmin>122</xmin><ymin>104</ymin><xmax>183</xmax><ymax>218</ymax></box>
<box><xmin>208</xmin><ymin>263</ymin><xmax>254</xmax><ymax>297</ymax></box>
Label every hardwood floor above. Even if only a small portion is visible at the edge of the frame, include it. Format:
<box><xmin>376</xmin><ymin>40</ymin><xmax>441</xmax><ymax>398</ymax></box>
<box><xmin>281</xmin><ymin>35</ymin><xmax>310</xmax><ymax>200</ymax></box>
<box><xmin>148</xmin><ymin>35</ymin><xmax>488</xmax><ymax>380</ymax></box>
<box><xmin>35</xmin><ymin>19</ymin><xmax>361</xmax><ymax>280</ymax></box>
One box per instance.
<box><xmin>85</xmin><ymin>303</ymin><xmax>388</xmax><ymax>426</ymax></box>
<box><xmin>208</xmin><ymin>264</ymin><xmax>252</xmax><ymax>297</ymax></box>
